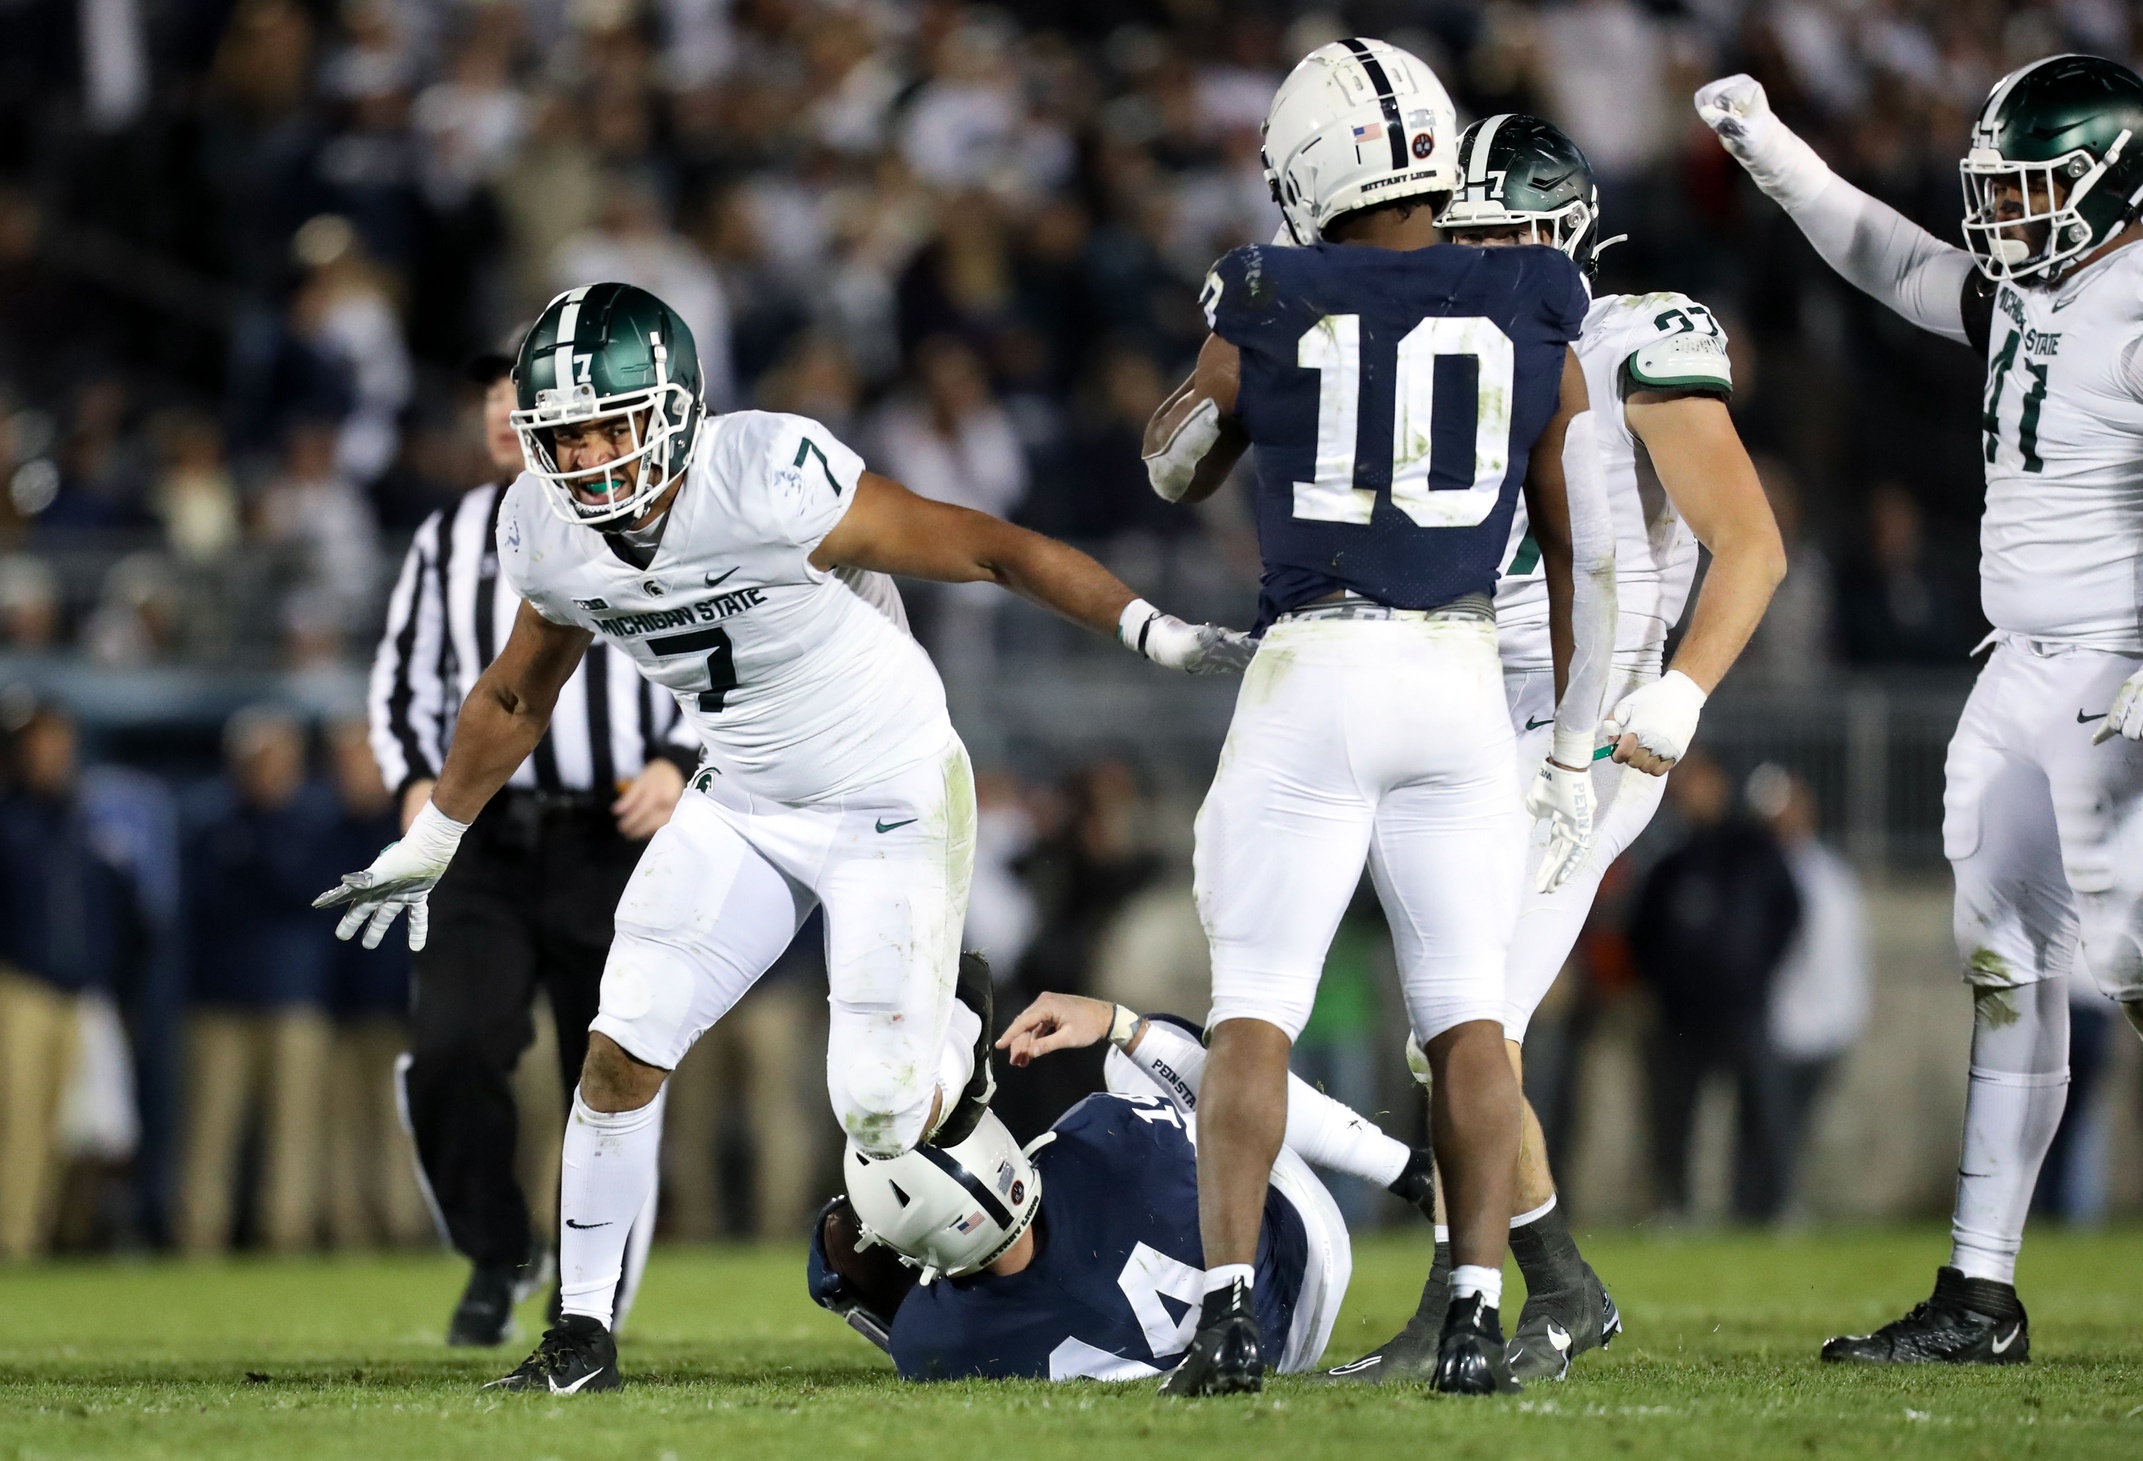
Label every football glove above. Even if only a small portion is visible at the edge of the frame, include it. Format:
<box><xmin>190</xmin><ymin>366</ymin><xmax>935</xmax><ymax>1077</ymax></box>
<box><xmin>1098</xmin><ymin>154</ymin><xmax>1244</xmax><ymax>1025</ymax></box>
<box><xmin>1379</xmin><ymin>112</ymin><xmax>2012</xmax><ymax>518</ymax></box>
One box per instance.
<box><xmin>1602</xmin><ymin>670</ymin><xmax>1708</xmax><ymax>772</ymax></box>
<box><xmin>1694</xmin><ymin>74</ymin><xmax>1830</xmax><ymax>204</ymax></box>
<box><xmin>312</xmin><ymin>800</ymin><xmax>469</xmax><ymax>951</ymax></box>
<box><xmin>1525</xmin><ymin>757</ymin><xmax>1597</xmax><ymax>895</ymax></box>
<box><xmin>1119</xmin><ymin>597</ymin><xmax>1255</xmax><ymax>674</ymax></box>
<box><xmin>2094</xmin><ymin>667</ymin><xmax>2143</xmax><ymax>745</ymax></box>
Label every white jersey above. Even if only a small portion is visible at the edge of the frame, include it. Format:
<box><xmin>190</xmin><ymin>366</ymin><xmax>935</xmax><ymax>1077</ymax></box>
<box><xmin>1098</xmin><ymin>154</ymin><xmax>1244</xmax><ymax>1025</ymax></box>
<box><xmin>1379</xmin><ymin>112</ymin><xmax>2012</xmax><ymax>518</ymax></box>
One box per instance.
<box><xmin>1978</xmin><ymin>243</ymin><xmax>2143</xmax><ymax>649</ymax></box>
<box><xmin>498</xmin><ymin>410</ymin><xmax>953</xmax><ymax>804</ymax></box>
<box><xmin>1495</xmin><ymin>291</ymin><xmax>1725</xmax><ymax>671</ymax></box>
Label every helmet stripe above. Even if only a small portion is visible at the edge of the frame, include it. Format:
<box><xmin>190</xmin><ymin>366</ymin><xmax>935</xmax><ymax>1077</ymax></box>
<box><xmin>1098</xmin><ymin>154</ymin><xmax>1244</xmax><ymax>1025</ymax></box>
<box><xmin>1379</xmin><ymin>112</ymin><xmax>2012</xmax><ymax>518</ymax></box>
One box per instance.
<box><xmin>1468</xmin><ymin>113</ymin><xmax>1512</xmax><ymax>188</ymax></box>
<box><xmin>553</xmin><ymin>285</ymin><xmax>591</xmax><ymax>395</ymax></box>
<box><xmin>913</xmin><ymin>1143</ymin><xmax>1015</xmax><ymax>1229</ymax></box>
<box><xmin>1339</xmin><ymin>37</ymin><xmax>1409</xmax><ymax>172</ymax></box>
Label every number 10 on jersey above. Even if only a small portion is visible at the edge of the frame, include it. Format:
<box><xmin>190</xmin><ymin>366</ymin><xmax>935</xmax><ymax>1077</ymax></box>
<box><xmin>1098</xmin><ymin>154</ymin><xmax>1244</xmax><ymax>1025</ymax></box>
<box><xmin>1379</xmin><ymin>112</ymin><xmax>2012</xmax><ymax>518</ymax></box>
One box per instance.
<box><xmin>1294</xmin><ymin>313</ymin><xmax>1514</xmax><ymax>528</ymax></box>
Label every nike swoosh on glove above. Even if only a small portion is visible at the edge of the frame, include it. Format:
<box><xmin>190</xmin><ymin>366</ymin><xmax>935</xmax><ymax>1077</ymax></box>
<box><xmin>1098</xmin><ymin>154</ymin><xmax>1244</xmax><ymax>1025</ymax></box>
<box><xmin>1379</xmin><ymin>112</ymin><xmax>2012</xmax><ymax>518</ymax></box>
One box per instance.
<box><xmin>2094</xmin><ymin>667</ymin><xmax>2143</xmax><ymax>744</ymax></box>
<box><xmin>312</xmin><ymin>801</ymin><xmax>469</xmax><ymax>951</ymax></box>
<box><xmin>1602</xmin><ymin>670</ymin><xmax>1708</xmax><ymax>770</ymax></box>
<box><xmin>1694</xmin><ymin>74</ymin><xmax>1831</xmax><ymax>205</ymax></box>
<box><xmin>1525</xmin><ymin>759</ymin><xmax>1597</xmax><ymax>895</ymax></box>
<box><xmin>1119</xmin><ymin>597</ymin><xmax>1256</xmax><ymax>674</ymax></box>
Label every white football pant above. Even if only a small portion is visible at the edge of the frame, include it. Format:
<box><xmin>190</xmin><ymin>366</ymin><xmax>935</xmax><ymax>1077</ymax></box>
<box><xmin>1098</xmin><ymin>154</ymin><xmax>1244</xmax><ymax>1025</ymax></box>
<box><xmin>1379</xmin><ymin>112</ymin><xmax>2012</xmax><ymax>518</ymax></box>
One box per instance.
<box><xmin>591</xmin><ymin>734</ymin><xmax>977</xmax><ymax>1157</ymax></box>
<box><xmin>1196</xmin><ymin>615</ymin><xmax>1521</xmax><ymax>1044</ymax></box>
<box><xmin>1501</xmin><ymin>662</ymin><xmax>1670</xmax><ymax>1041</ymax></box>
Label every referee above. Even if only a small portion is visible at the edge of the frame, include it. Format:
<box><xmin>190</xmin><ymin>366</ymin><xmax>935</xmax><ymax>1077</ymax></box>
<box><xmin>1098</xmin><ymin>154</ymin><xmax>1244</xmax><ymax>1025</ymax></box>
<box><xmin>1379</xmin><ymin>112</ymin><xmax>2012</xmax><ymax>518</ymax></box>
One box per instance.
<box><xmin>369</xmin><ymin>346</ymin><xmax>696</xmax><ymax>1346</ymax></box>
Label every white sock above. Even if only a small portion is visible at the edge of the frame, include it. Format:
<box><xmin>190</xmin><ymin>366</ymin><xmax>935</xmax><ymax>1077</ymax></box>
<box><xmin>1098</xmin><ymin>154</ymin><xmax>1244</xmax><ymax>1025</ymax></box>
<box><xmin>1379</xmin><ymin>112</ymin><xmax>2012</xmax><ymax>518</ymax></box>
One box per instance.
<box><xmin>1450</xmin><ymin>1263</ymin><xmax>1503</xmax><ymax>1309</ymax></box>
<box><xmin>1282</xmin><ymin>1071</ymin><xmax>1410</xmax><ymax>1186</ymax></box>
<box><xmin>1950</xmin><ymin>1066</ymin><xmax>2067</xmax><ymax>1284</ymax></box>
<box><xmin>557</xmin><ymin>1088</ymin><xmax>665</xmax><ymax>1328</ymax></box>
<box><xmin>1510</xmin><ymin>1193</ymin><xmax>1558</xmax><ymax>1229</ymax></box>
<box><xmin>929</xmin><ymin>998</ymin><xmax>981</xmax><ymax>1137</ymax></box>
<box><xmin>1949</xmin><ymin>981</ymin><xmax>2068</xmax><ymax>1287</ymax></box>
<box><xmin>1205</xmin><ymin>1262</ymin><xmax>1254</xmax><ymax>1294</ymax></box>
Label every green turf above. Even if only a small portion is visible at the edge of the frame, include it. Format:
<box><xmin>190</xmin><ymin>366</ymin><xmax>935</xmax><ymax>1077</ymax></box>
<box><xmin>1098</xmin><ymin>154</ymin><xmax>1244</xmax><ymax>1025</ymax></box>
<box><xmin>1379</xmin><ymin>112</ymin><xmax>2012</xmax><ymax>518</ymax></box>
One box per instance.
<box><xmin>3</xmin><ymin>1227</ymin><xmax>2140</xmax><ymax>1459</ymax></box>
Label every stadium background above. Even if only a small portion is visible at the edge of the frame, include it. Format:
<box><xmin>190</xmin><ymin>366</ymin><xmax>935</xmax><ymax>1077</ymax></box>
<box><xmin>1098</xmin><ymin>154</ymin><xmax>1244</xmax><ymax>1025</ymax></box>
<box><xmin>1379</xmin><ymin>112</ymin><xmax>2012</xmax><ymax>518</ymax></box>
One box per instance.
<box><xmin>0</xmin><ymin>0</ymin><xmax>2139</xmax><ymax>1268</ymax></box>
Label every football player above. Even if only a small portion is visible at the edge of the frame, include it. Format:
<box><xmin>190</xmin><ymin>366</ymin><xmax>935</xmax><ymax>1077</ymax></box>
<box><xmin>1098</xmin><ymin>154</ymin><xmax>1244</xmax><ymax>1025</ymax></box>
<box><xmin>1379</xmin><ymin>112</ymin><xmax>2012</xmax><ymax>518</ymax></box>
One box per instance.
<box><xmin>1326</xmin><ymin>114</ymin><xmax>1784</xmax><ymax>1384</ymax></box>
<box><xmin>1141</xmin><ymin>39</ymin><xmax>1619</xmax><ymax>1395</ymax></box>
<box><xmin>1698</xmin><ymin>56</ymin><xmax>2143</xmax><ymax>1364</ymax></box>
<box><xmin>808</xmin><ymin>992</ymin><xmax>1438</xmax><ymax>1382</ymax></box>
<box><xmin>316</xmin><ymin>281</ymin><xmax>1252</xmax><ymax>1394</ymax></box>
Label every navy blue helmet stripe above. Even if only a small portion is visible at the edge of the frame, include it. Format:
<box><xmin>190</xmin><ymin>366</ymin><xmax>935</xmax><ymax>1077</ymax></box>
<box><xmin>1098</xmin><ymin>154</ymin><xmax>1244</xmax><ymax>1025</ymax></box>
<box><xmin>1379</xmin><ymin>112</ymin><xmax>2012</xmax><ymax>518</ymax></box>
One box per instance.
<box><xmin>1341</xmin><ymin>37</ymin><xmax>1409</xmax><ymax>172</ymax></box>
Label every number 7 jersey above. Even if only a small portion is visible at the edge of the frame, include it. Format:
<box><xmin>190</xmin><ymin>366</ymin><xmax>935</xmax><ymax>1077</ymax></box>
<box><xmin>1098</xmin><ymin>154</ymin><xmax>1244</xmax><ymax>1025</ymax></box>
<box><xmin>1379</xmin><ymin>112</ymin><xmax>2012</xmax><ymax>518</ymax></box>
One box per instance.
<box><xmin>497</xmin><ymin>410</ymin><xmax>953</xmax><ymax>804</ymax></box>
<box><xmin>1202</xmin><ymin>240</ymin><xmax>1589</xmax><ymax>628</ymax></box>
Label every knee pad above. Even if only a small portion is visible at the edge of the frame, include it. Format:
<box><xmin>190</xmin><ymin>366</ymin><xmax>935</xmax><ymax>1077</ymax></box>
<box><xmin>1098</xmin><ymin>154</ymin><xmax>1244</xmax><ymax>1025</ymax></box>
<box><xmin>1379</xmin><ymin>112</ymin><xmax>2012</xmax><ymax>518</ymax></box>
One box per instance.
<box><xmin>1205</xmin><ymin>965</ymin><xmax>1317</xmax><ymax>1044</ymax></box>
<box><xmin>835</xmin><ymin>1049</ymin><xmax>937</xmax><ymax>1158</ymax></box>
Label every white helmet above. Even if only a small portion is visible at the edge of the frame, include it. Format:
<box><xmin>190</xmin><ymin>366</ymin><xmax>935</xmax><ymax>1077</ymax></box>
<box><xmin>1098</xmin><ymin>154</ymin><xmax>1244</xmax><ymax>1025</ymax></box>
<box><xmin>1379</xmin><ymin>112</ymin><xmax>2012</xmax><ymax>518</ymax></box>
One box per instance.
<box><xmin>1262</xmin><ymin>37</ymin><xmax>1460</xmax><ymax>244</ymax></box>
<box><xmin>844</xmin><ymin>1109</ymin><xmax>1041</xmax><ymax>1284</ymax></box>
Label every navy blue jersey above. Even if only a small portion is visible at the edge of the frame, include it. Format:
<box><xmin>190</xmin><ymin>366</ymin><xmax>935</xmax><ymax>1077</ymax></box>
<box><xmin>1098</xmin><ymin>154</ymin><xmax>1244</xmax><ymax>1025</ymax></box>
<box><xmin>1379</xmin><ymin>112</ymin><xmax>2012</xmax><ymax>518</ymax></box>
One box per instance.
<box><xmin>1203</xmin><ymin>241</ymin><xmax>1589</xmax><ymax>628</ymax></box>
<box><xmin>888</xmin><ymin>1093</ymin><xmax>1307</xmax><ymax>1381</ymax></box>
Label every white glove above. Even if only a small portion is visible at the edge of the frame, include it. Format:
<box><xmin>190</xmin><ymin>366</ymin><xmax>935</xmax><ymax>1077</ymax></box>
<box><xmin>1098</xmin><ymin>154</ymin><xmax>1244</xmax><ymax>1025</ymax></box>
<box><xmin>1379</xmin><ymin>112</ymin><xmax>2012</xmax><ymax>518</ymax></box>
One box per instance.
<box><xmin>1525</xmin><ymin>758</ymin><xmax>1598</xmax><ymax>895</ymax></box>
<box><xmin>1694</xmin><ymin>74</ymin><xmax>1831</xmax><ymax>207</ymax></box>
<box><xmin>2094</xmin><ymin>668</ymin><xmax>2143</xmax><ymax>744</ymax></box>
<box><xmin>1602</xmin><ymin>669</ymin><xmax>1708</xmax><ymax>771</ymax></box>
<box><xmin>1119</xmin><ymin>597</ymin><xmax>1255</xmax><ymax>675</ymax></box>
<box><xmin>312</xmin><ymin>800</ymin><xmax>469</xmax><ymax>951</ymax></box>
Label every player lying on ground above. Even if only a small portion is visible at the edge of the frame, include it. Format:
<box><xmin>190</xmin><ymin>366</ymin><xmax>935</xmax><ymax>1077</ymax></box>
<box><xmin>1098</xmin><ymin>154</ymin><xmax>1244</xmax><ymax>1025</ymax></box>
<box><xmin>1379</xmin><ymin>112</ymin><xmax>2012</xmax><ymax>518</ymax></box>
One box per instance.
<box><xmin>315</xmin><ymin>281</ymin><xmax>1253</xmax><ymax>1395</ymax></box>
<box><xmin>807</xmin><ymin>992</ymin><xmax>1438</xmax><ymax>1382</ymax></box>
<box><xmin>1324</xmin><ymin>112</ymin><xmax>1783</xmax><ymax>1385</ymax></box>
<box><xmin>1142</xmin><ymin>39</ymin><xmax>1618</xmax><ymax>1395</ymax></box>
<box><xmin>1700</xmin><ymin>55</ymin><xmax>2143</xmax><ymax>1367</ymax></box>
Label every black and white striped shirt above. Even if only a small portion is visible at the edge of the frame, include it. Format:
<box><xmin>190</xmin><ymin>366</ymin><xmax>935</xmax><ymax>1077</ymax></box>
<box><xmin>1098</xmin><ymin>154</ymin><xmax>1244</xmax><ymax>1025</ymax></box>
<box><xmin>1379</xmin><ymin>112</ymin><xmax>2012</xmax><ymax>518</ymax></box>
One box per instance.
<box><xmin>368</xmin><ymin>481</ymin><xmax>700</xmax><ymax>798</ymax></box>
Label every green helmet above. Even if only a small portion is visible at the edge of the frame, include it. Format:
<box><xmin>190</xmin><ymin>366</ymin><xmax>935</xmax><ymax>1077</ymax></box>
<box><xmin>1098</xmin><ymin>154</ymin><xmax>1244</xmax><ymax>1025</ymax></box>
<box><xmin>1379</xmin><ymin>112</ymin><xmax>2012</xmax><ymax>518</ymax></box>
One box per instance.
<box><xmin>1439</xmin><ymin>113</ymin><xmax>1619</xmax><ymax>275</ymax></box>
<box><xmin>1961</xmin><ymin>53</ymin><xmax>2143</xmax><ymax>284</ymax></box>
<box><xmin>511</xmin><ymin>281</ymin><xmax>705</xmax><ymax>526</ymax></box>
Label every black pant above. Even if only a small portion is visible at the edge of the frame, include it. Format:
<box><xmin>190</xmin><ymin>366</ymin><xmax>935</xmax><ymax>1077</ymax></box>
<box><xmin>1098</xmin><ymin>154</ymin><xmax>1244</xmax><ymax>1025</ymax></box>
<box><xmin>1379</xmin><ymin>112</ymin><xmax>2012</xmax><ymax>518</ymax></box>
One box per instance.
<box><xmin>1645</xmin><ymin>1019</ymin><xmax>1792</xmax><ymax>1222</ymax></box>
<box><xmin>403</xmin><ymin>793</ymin><xmax>645</xmax><ymax>1269</ymax></box>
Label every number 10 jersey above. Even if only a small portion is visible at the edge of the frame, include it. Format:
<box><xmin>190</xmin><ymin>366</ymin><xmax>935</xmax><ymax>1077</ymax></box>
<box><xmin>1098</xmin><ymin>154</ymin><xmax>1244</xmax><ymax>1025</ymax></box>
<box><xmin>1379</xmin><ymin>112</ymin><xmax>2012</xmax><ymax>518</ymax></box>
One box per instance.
<box><xmin>498</xmin><ymin>410</ymin><xmax>953</xmax><ymax>805</ymax></box>
<box><xmin>1202</xmin><ymin>239</ymin><xmax>1588</xmax><ymax>629</ymax></box>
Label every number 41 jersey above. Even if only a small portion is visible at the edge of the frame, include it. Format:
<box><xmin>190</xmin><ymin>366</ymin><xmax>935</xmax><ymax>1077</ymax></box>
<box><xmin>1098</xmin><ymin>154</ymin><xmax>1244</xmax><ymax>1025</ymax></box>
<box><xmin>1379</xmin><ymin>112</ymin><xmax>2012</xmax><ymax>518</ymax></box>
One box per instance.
<box><xmin>497</xmin><ymin>410</ymin><xmax>953</xmax><ymax>804</ymax></box>
<box><xmin>1203</xmin><ymin>241</ymin><xmax>1589</xmax><ymax>628</ymax></box>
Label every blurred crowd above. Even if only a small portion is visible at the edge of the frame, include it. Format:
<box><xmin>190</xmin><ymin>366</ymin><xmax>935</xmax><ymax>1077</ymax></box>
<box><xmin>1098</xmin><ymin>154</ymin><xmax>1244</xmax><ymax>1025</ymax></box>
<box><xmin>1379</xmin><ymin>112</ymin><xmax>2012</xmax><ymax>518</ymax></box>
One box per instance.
<box><xmin>2</xmin><ymin>0</ymin><xmax>2137</xmax><ymax>673</ymax></box>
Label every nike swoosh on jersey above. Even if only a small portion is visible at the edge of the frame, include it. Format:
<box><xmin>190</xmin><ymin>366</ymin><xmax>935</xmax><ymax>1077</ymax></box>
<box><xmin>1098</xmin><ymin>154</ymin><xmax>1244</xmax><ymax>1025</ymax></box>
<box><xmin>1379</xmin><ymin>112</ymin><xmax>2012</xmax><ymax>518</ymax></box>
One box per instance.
<box><xmin>875</xmin><ymin>817</ymin><xmax>917</xmax><ymax>833</ymax></box>
<box><xmin>549</xmin><ymin>1370</ymin><xmax>606</xmax><ymax>1394</ymax></box>
<box><xmin>564</xmin><ymin>1218</ymin><xmax>612</xmax><ymax>1229</ymax></box>
<box><xmin>705</xmin><ymin>566</ymin><xmax>740</xmax><ymax>588</ymax></box>
<box><xmin>2079</xmin><ymin>710</ymin><xmax>2108</xmax><ymax>723</ymax></box>
<box><xmin>2051</xmin><ymin>294</ymin><xmax>2081</xmax><ymax>312</ymax></box>
<box><xmin>1991</xmin><ymin>1325</ymin><xmax>2021</xmax><ymax>1354</ymax></box>
<box><xmin>1524</xmin><ymin>716</ymin><xmax>1555</xmax><ymax>730</ymax></box>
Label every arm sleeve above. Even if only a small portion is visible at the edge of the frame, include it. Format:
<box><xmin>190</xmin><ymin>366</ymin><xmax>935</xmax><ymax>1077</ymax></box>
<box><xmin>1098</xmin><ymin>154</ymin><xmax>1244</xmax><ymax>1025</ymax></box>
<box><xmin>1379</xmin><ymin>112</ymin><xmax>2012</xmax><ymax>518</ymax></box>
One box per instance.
<box><xmin>1553</xmin><ymin>410</ymin><xmax>1617</xmax><ymax>768</ymax></box>
<box><xmin>367</xmin><ymin>512</ymin><xmax>448</xmax><ymax>795</ymax></box>
<box><xmin>1730</xmin><ymin>118</ymin><xmax>1973</xmax><ymax>344</ymax></box>
<box><xmin>1107</xmin><ymin>1017</ymin><xmax>1410</xmax><ymax>1187</ymax></box>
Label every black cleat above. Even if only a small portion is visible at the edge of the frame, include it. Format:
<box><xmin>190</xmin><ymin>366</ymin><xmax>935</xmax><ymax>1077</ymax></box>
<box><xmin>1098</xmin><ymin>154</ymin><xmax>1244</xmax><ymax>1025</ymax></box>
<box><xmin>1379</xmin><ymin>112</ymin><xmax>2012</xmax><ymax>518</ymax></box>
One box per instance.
<box><xmin>1507</xmin><ymin>1261</ymin><xmax>1621</xmax><ymax>1381</ymax></box>
<box><xmin>483</xmin><ymin>1315</ymin><xmax>622</xmax><ymax>1394</ymax></box>
<box><xmin>1433</xmin><ymin>1293</ymin><xmax>1522</xmax><ymax>1395</ymax></box>
<box><xmin>1321</xmin><ymin>1240</ymin><xmax>1448</xmax><ymax>1384</ymax></box>
<box><xmin>1160</xmin><ymin>1279</ymin><xmax>1263</xmax><ymax>1396</ymax></box>
<box><xmin>1821</xmin><ymin>1267</ymin><xmax>2028</xmax><ymax>1365</ymax></box>
<box><xmin>929</xmin><ymin>952</ymin><xmax>997</xmax><ymax>1148</ymax></box>
<box><xmin>447</xmin><ymin>1256</ymin><xmax>543</xmax><ymax>1348</ymax></box>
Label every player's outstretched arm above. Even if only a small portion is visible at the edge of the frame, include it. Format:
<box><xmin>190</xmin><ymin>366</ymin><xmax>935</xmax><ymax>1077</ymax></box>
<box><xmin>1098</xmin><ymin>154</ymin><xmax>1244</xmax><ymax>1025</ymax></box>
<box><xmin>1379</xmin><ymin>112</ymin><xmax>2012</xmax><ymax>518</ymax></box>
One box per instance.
<box><xmin>1521</xmin><ymin>348</ymin><xmax>1616</xmax><ymax>893</ymax></box>
<box><xmin>314</xmin><ymin>602</ymin><xmax>592</xmax><ymax>950</ymax></box>
<box><xmin>1143</xmin><ymin>333</ymin><xmax>1251</xmax><ymax>505</ymax></box>
<box><xmin>1696</xmin><ymin>74</ymin><xmax>1975</xmax><ymax>344</ymax></box>
<box><xmin>1605</xmin><ymin>394</ymin><xmax>1787</xmax><ymax>775</ymax></box>
<box><xmin>998</xmin><ymin>992</ymin><xmax>1419</xmax><ymax>1188</ymax></box>
<box><xmin>812</xmin><ymin>472</ymin><xmax>1254</xmax><ymax>674</ymax></box>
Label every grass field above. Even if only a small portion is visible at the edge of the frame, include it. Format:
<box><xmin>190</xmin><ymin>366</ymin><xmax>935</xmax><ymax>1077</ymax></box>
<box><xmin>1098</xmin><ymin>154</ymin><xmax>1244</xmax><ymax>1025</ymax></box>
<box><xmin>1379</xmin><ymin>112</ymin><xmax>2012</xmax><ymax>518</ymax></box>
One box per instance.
<box><xmin>3</xmin><ymin>1227</ymin><xmax>2141</xmax><ymax>1460</ymax></box>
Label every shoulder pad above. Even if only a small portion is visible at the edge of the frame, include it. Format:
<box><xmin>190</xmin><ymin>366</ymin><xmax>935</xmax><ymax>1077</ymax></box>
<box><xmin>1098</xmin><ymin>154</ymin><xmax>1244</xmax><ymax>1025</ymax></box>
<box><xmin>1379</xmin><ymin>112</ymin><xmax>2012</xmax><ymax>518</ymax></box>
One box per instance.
<box><xmin>1620</xmin><ymin>296</ymin><xmax>1732</xmax><ymax>398</ymax></box>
